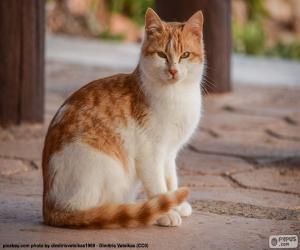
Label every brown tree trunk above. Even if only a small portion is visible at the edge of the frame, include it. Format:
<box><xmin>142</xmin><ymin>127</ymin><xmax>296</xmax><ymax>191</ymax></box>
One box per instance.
<box><xmin>156</xmin><ymin>0</ymin><xmax>232</xmax><ymax>93</ymax></box>
<box><xmin>0</xmin><ymin>0</ymin><xmax>45</xmax><ymax>127</ymax></box>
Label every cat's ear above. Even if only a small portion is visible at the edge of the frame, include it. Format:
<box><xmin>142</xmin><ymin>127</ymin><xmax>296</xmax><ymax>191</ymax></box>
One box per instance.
<box><xmin>145</xmin><ymin>8</ymin><xmax>164</xmax><ymax>36</ymax></box>
<box><xmin>183</xmin><ymin>10</ymin><xmax>204</xmax><ymax>37</ymax></box>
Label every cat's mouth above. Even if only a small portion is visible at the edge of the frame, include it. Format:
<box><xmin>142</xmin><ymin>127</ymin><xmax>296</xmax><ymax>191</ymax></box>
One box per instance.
<box><xmin>167</xmin><ymin>75</ymin><xmax>180</xmax><ymax>84</ymax></box>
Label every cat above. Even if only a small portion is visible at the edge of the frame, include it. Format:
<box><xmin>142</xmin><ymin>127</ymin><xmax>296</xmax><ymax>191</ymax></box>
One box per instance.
<box><xmin>42</xmin><ymin>8</ymin><xmax>205</xmax><ymax>228</ymax></box>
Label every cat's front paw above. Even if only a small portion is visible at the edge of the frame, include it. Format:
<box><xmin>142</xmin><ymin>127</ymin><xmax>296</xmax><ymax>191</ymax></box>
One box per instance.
<box><xmin>157</xmin><ymin>210</ymin><xmax>181</xmax><ymax>227</ymax></box>
<box><xmin>175</xmin><ymin>201</ymin><xmax>192</xmax><ymax>217</ymax></box>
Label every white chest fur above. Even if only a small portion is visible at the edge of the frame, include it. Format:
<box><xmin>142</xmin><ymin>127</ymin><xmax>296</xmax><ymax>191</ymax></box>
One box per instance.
<box><xmin>144</xmin><ymin>81</ymin><xmax>202</xmax><ymax>152</ymax></box>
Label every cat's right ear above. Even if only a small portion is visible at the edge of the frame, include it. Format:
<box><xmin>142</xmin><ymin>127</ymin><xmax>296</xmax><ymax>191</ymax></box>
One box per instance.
<box><xmin>145</xmin><ymin>8</ymin><xmax>163</xmax><ymax>36</ymax></box>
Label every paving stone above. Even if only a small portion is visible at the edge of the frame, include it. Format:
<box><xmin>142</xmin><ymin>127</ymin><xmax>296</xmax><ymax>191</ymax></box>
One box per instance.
<box><xmin>190</xmin><ymin>133</ymin><xmax>300</xmax><ymax>160</ymax></box>
<box><xmin>257</xmin><ymin>156</ymin><xmax>300</xmax><ymax>168</ymax></box>
<box><xmin>32</xmin><ymin>160</ymin><xmax>42</xmax><ymax>169</ymax></box>
<box><xmin>197</xmin><ymin>114</ymin><xmax>300</xmax><ymax>157</ymax></box>
<box><xmin>200</xmin><ymin>109</ymin><xmax>282</xmax><ymax>133</ymax></box>
<box><xmin>45</xmin><ymin>92</ymin><xmax>65</xmax><ymax>116</ymax></box>
<box><xmin>240</xmin><ymin>86</ymin><xmax>300</xmax><ymax>114</ymax></box>
<box><xmin>0</xmin><ymin>158</ymin><xmax>29</xmax><ymax>176</ymax></box>
<box><xmin>0</xmin><ymin>129</ymin><xmax>14</xmax><ymax>141</ymax></box>
<box><xmin>210</xmin><ymin>130</ymin><xmax>300</xmax><ymax>153</ymax></box>
<box><xmin>189</xmin><ymin>187</ymin><xmax>300</xmax><ymax>210</ymax></box>
<box><xmin>202</xmin><ymin>87</ymin><xmax>270</xmax><ymax>114</ymax></box>
<box><xmin>180</xmin><ymin>174</ymin><xmax>232</xmax><ymax>189</ymax></box>
<box><xmin>0</xmin><ymin>191</ymin><xmax>298</xmax><ymax>250</ymax></box>
<box><xmin>231</xmin><ymin>168</ymin><xmax>300</xmax><ymax>194</ymax></box>
<box><xmin>192</xmin><ymin>200</ymin><xmax>300</xmax><ymax>221</ymax></box>
<box><xmin>0</xmin><ymin>124</ymin><xmax>45</xmax><ymax>142</ymax></box>
<box><xmin>0</xmin><ymin>169</ymin><xmax>42</xmax><ymax>198</ymax></box>
<box><xmin>177</xmin><ymin>148</ymin><xmax>254</xmax><ymax>175</ymax></box>
<box><xmin>204</xmin><ymin>85</ymin><xmax>300</xmax><ymax>116</ymax></box>
<box><xmin>285</xmin><ymin>113</ymin><xmax>300</xmax><ymax>126</ymax></box>
<box><xmin>46</xmin><ymin>60</ymin><xmax>121</xmax><ymax>97</ymax></box>
<box><xmin>0</xmin><ymin>139</ymin><xmax>43</xmax><ymax>161</ymax></box>
<box><xmin>265</xmin><ymin>122</ymin><xmax>300</xmax><ymax>142</ymax></box>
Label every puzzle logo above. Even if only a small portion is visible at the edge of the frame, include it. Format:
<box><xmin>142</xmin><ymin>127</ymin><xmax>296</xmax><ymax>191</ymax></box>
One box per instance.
<box><xmin>269</xmin><ymin>235</ymin><xmax>298</xmax><ymax>249</ymax></box>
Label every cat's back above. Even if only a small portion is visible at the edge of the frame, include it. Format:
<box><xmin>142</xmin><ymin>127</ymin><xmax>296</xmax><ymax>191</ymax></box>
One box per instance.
<box><xmin>65</xmin><ymin>73</ymin><xmax>136</xmax><ymax>113</ymax></box>
<box><xmin>43</xmin><ymin>71</ymin><xmax>148</xmax><ymax>167</ymax></box>
<box><xmin>50</xmin><ymin>71</ymin><xmax>146</xmax><ymax>128</ymax></box>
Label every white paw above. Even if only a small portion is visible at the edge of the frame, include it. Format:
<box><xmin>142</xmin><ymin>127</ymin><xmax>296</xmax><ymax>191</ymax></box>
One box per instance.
<box><xmin>157</xmin><ymin>210</ymin><xmax>182</xmax><ymax>227</ymax></box>
<box><xmin>175</xmin><ymin>202</ymin><xmax>192</xmax><ymax>217</ymax></box>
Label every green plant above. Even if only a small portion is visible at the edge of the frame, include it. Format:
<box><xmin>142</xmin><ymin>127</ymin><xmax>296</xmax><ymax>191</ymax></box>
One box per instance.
<box><xmin>233</xmin><ymin>0</ymin><xmax>267</xmax><ymax>55</ymax></box>
<box><xmin>108</xmin><ymin>0</ymin><xmax>155</xmax><ymax>26</ymax></box>
<box><xmin>246</xmin><ymin>0</ymin><xmax>268</xmax><ymax>21</ymax></box>
<box><xmin>99</xmin><ymin>30</ymin><xmax>125</xmax><ymax>41</ymax></box>
<box><xmin>233</xmin><ymin>21</ymin><xmax>266</xmax><ymax>55</ymax></box>
<box><xmin>266</xmin><ymin>41</ymin><xmax>300</xmax><ymax>60</ymax></box>
<box><xmin>232</xmin><ymin>0</ymin><xmax>300</xmax><ymax>60</ymax></box>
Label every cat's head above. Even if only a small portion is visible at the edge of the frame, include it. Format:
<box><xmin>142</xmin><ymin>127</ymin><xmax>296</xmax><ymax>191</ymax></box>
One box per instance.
<box><xmin>140</xmin><ymin>8</ymin><xmax>204</xmax><ymax>85</ymax></box>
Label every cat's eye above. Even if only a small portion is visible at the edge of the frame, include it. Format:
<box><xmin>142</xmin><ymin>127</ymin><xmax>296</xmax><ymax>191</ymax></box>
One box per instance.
<box><xmin>157</xmin><ymin>51</ymin><xmax>167</xmax><ymax>59</ymax></box>
<box><xmin>181</xmin><ymin>52</ymin><xmax>190</xmax><ymax>59</ymax></box>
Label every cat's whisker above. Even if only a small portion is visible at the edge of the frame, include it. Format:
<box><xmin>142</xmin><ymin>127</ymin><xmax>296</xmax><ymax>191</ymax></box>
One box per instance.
<box><xmin>201</xmin><ymin>73</ymin><xmax>217</xmax><ymax>93</ymax></box>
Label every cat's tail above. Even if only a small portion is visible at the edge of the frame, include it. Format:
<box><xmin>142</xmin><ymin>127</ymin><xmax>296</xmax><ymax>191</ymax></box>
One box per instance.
<box><xmin>44</xmin><ymin>187</ymin><xmax>189</xmax><ymax>228</ymax></box>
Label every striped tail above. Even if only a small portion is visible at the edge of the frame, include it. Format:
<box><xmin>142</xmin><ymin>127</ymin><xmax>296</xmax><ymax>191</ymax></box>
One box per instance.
<box><xmin>44</xmin><ymin>187</ymin><xmax>189</xmax><ymax>228</ymax></box>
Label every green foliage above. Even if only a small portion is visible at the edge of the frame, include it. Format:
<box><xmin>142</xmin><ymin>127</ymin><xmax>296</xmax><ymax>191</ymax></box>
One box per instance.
<box><xmin>108</xmin><ymin>0</ymin><xmax>155</xmax><ymax>26</ymax></box>
<box><xmin>233</xmin><ymin>0</ymin><xmax>300</xmax><ymax>60</ymax></box>
<box><xmin>233</xmin><ymin>21</ymin><xmax>266</xmax><ymax>55</ymax></box>
<box><xmin>266</xmin><ymin>41</ymin><xmax>300</xmax><ymax>60</ymax></box>
<box><xmin>233</xmin><ymin>0</ymin><xmax>267</xmax><ymax>55</ymax></box>
<box><xmin>99</xmin><ymin>30</ymin><xmax>125</xmax><ymax>41</ymax></box>
<box><xmin>246</xmin><ymin>0</ymin><xmax>268</xmax><ymax>21</ymax></box>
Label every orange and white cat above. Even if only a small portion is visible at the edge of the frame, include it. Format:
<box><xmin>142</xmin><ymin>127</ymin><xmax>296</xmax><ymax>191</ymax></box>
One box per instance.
<box><xmin>42</xmin><ymin>8</ymin><xmax>205</xmax><ymax>228</ymax></box>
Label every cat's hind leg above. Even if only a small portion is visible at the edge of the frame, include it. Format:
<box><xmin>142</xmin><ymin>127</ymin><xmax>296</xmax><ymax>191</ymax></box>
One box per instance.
<box><xmin>46</xmin><ymin>142</ymin><xmax>131</xmax><ymax>212</ymax></box>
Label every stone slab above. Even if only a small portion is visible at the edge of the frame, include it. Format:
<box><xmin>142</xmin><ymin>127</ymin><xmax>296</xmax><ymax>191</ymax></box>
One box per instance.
<box><xmin>0</xmin><ymin>139</ymin><xmax>43</xmax><ymax>161</ymax></box>
<box><xmin>200</xmin><ymin>109</ymin><xmax>282</xmax><ymax>133</ymax></box>
<box><xmin>189</xmin><ymin>187</ymin><xmax>300</xmax><ymax>210</ymax></box>
<box><xmin>180</xmin><ymin>174</ymin><xmax>232</xmax><ymax>189</ymax></box>
<box><xmin>0</xmin><ymin>158</ymin><xmax>29</xmax><ymax>177</ymax></box>
<box><xmin>0</xmin><ymin>125</ymin><xmax>46</xmax><ymax>142</ymax></box>
<box><xmin>265</xmin><ymin>123</ymin><xmax>300</xmax><ymax>141</ymax></box>
<box><xmin>232</xmin><ymin>167</ymin><xmax>300</xmax><ymax>195</ymax></box>
<box><xmin>190</xmin><ymin>135</ymin><xmax>300</xmax><ymax>160</ymax></box>
<box><xmin>204</xmin><ymin>85</ymin><xmax>300</xmax><ymax>115</ymax></box>
<box><xmin>177</xmin><ymin>148</ymin><xmax>254</xmax><ymax>175</ymax></box>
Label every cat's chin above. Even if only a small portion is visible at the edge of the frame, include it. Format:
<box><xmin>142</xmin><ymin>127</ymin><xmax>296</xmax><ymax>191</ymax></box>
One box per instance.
<box><xmin>165</xmin><ymin>77</ymin><xmax>181</xmax><ymax>84</ymax></box>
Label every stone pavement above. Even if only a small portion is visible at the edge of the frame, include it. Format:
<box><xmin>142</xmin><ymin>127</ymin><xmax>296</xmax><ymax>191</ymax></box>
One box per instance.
<box><xmin>1</xmin><ymin>59</ymin><xmax>300</xmax><ymax>249</ymax></box>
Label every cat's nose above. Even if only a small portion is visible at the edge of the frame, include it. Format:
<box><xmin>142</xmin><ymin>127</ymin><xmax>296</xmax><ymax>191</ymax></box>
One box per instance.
<box><xmin>169</xmin><ymin>69</ymin><xmax>178</xmax><ymax>77</ymax></box>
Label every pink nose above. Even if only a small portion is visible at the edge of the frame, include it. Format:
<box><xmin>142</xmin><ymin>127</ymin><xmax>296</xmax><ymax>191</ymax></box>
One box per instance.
<box><xmin>169</xmin><ymin>69</ymin><xmax>178</xmax><ymax>77</ymax></box>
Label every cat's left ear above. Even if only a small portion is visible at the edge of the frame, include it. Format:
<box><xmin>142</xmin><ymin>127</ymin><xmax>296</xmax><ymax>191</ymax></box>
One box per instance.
<box><xmin>145</xmin><ymin>8</ymin><xmax>164</xmax><ymax>36</ymax></box>
<box><xmin>183</xmin><ymin>10</ymin><xmax>204</xmax><ymax>37</ymax></box>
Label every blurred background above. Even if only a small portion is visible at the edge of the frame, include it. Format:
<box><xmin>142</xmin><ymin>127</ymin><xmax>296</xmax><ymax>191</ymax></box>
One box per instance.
<box><xmin>46</xmin><ymin>0</ymin><xmax>300</xmax><ymax>60</ymax></box>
